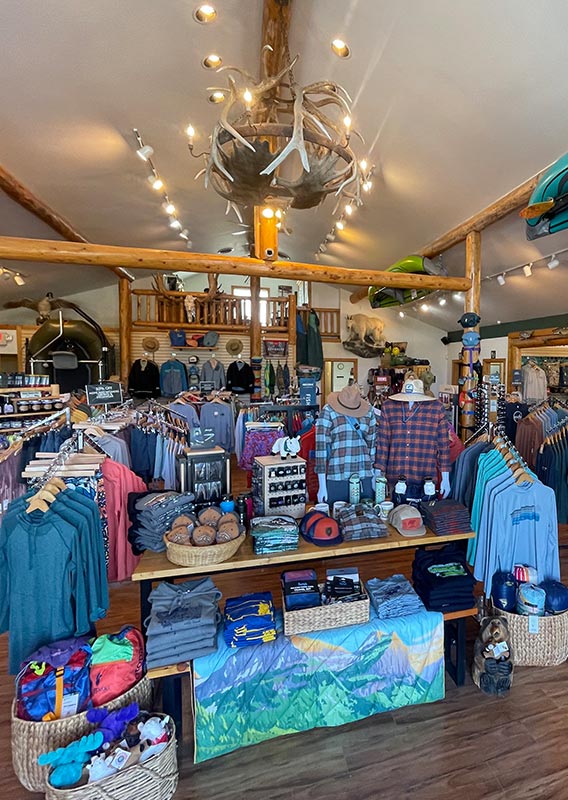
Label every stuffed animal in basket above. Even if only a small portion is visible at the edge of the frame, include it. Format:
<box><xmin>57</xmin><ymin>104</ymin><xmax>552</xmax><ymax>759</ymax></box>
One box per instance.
<box><xmin>38</xmin><ymin>731</ymin><xmax>104</xmax><ymax>788</ymax></box>
<box><xmin>272</xmin><ymin>435</ymin><xmax>301</xmax><ymax>460</ymax></box>
<box><xmin>86</xmin><ymin>702</ymin><xmax>139</xmax><ymax>746</ymax></box>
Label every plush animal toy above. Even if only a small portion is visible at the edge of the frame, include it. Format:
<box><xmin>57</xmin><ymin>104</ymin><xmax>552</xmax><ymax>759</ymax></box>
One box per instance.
<box><xmin>345</xmin><ymin>313</ymin><xmax>385</xmax><ymax>345</ymax></box>
<box><xmin>39</xmin><ymin>731</ymin><xmax>104</xmax><ymax>788</ymax></box>
<box><xmin>472</xmin><ymin>616</ymin><xmax>513</xmax><ymax>697</ymax></box>
<box><xmin>138</xmin><ymin>715</ymin><xmax>171</xmax><ymax>763</ymax></box>
<box><xmin>271</xmin><ymin>435</ymin><xmax>301</xmax><ymax>460</ymax></box>
<box><xmin>86</xmin><ymin>702</ymin><xmax>139</xmax><ymax>746</ymax></box>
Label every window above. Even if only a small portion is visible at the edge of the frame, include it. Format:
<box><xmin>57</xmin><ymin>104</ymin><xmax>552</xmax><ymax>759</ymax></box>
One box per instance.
<box><xmin>297</xmin><ymin>280</ymin><xmax>310</xmax><ymax>307</ymax></box>
<box><xmin>232</xmin><ymin>286</ymin><xmax>269</xmax><ymax>325</ymax></box>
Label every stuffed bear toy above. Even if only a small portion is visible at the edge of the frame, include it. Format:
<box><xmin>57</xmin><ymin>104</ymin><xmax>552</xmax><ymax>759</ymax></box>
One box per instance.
<box><xmin>472</xmin><ymin>615</ymin><xmax>513</xmax><ymax>696</ymax></box>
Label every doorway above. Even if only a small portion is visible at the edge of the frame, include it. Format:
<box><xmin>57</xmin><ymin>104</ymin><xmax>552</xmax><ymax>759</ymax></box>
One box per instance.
<box><xmin>323</xmin><ymin>359</ymin><xmax>358</xmax><ymax>403</ymax></box>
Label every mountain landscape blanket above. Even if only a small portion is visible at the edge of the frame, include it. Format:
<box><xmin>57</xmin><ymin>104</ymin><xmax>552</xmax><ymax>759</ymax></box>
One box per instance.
<box><xmin>193</xmin><ymin>607</ymin><xmax>444</xmax><ymax>762</ymax></box>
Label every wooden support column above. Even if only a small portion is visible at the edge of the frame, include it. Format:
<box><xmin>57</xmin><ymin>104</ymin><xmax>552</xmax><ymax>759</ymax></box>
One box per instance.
<box><xmin>460</xmin><ymin>231</ymin><xmax>481</xmax><ymax>440</ymax></box>
<box><xmin>288</xmin><ymin>292</ymin><xmax>297</xmax><ymax>349</ymax></box>
<box><xmin>118</xmin><ymin>277</ymin><xmax>132</xmax><ymax>383</ymax></box>
<box><xmin>250</xmin><ymin>276</ymin><xmax>261</xmax><ymax>358</ymax></box>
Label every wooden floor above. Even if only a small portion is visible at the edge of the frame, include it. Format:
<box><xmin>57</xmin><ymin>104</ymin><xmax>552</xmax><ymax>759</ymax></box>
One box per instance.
<box><xmin>3</xmin><ymin>518</ymin><xmax>568</xmax><ymax>799</ymax></box>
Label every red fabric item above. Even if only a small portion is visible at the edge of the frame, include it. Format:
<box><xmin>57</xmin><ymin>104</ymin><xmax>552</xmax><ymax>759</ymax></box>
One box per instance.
<box><xmin>90</xmin><ymin>626</ymin><xmax>145</xmax><ymax>707</ymax></box>
<box><xmin>448</xmin><ymin>424</ymin><xmax>465</xmax><ymax>464</ymax></box>
<box><xmin>101</xmin><ymin>459</ymin><xmax>146</xmax><ymax>582</ymax></box>
<box><xmin>299</xmin><ymin>426</ymin><xmax>318</xmax><ymax>502</ymax></box>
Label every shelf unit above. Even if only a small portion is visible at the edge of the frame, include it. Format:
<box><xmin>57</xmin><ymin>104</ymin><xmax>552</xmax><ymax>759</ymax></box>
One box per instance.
<box><xmin>0</xmin><ymin>384</ymin><xmax>64</xmax><ymax>434</ymax></box>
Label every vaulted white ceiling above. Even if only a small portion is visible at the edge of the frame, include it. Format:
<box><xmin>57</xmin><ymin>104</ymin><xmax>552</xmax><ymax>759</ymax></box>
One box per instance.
<box><xmin>1</xmin><ymin>0</ymin><xmax>568</xmax><ymax>330</ymax></box>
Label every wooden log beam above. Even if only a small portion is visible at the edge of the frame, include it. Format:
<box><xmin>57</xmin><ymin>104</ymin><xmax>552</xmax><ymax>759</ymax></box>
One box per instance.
<box><xmin>0</xmin><ymin>236</ymin><xmax>473</xmax><ymax>291</ymax></box>
<box><xmin>0</xmin><ymin>163</ymin><xmax>88</xmax><ymax>243</ymax></box>
<box><xmin>258</xmin><ymin>0</ymin><xmax>293</xmax><ymax>123</ymax></box>
<box><xmin>349</xmin><ymin>166</ymin><xmax>549</xmax><ymax>305</ymax></box>
<box><xmin>250</xmin><ymin>276</ymin><xmax>262</xmax><ymax>358</ymax></box>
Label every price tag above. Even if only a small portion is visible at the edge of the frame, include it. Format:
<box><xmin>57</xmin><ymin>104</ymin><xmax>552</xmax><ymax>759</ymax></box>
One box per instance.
<box><xmin>528</xmin><ymin>615</ymin><xmax>539</xmax><ymax>634</ymax></box>
<box><xmin>60</xmin><ymin>692</ymin><xmax>79</xmax><ymax>718</ymax></box>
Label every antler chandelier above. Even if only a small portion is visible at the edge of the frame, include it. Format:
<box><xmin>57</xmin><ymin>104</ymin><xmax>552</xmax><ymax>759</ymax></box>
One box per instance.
<box><xmin>189</xmin><ymin>45</ymin><xmax>374</xmax><ymax>215</ymax></box>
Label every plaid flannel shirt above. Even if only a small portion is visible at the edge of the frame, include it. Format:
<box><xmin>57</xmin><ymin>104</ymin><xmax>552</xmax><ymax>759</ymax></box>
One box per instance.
<box><xmin>375</xmin><ymin>399</ymin><xmax>450</xmax><ymax>482</ymax></box>
<box><xmin>314</xmin><ymin>406</ymin><xmax>377</xmax><ymax>480</ymax></box>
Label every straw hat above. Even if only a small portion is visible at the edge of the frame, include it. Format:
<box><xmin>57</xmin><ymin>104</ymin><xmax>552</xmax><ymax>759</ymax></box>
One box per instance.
<box><xmin>142</xmin><ymin>337</ymin><xmax>160</xmax><ymax>353</ymax></box>
<box><xmin>390</xmin><ymin>378</ymin><xmax>435</xmax><ymax>403</ymax></box>
<box><xmin>226</xmin><ymin>339</ymin><xmax>244</xmax><ymax>357</ymax></box>
<box><xmin>327</xmin><ymin>385</ymin><xmax>370</xmax><ymax>418</ymax></box>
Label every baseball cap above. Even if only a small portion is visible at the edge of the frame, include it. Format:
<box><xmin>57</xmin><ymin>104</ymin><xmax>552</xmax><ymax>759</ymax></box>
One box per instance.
<box><xmin>388</xmin><ymin>504</ymin><xmax>426</xmax><ymax>537</ymax></box>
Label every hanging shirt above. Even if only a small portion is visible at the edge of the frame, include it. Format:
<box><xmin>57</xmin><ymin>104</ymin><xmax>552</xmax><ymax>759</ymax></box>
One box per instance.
<box><xmin>375</xmin><ymin>399</ymin><xmax>450</xmax><ymax>483</ymax></box>
<box><xmin>128</xmin><ymin>359</ymin><xmax>160</xmax><ymax>398</ymax></box>
<box><xmin>200</xmin><ymin>402</ymin><xmax>234</xmax><ymax>452</ymax></box>
<box><xmin>200</xmin><ymin>360</ymin><xmax>226</xmax><ymax>390</ymax></box>
<box><xmin>160</xmin><ymin>360</ymin><xmax>188</xmax><ymax>397</ymax></box>
<box><xmin>168</xmin><ymin>402</ymin><xmax>201</xmax><ymax>429</ymax></box>
<box><xmin>314</xmin><ymin>405</ymin><xmax>377</xmax><ymax>481</ymax></box>
<box><xmin>226</xmin><ymin>361</ymin><xmax>255</xmax><ymax>394</ymax></box>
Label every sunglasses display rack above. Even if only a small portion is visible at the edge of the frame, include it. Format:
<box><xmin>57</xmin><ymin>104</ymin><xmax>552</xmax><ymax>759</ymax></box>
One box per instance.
<box><xmin>252</xmin><ymin>454</ymin><xmax>307</xmax><ymax>520</ymax></box>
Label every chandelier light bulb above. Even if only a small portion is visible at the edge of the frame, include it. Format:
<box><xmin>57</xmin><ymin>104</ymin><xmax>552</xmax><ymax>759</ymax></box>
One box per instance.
<box><xmin>243</xmin><ymin>89</ymin><xmax>253</xmax><ymax>111</ymax></box>
<box><xmin>343</xmin><ymin>115</ymin><xmax>351</xmax><ymax>131</ymax></box>
<box><xmin>362</xmin><ymin>180</ymin><xmax>373</xmax><ymax>192</ymax></box>
<box><xmin>359</xmin><ymin>159</ymin><xmax>368</xmax><ymax>172</ymax></box>
<box><xmin>136</xmin><ymin>144</ymin><xmax>154</xmax><ymax>162</ymax></box>
<box><xmin>548</xmin><ymin>254</ymin><xmax>560</xmax><ymax>269</ymax></box>
<box><xmin>523</xmin><ymin>263</ymin><xmax>532</xmax><ymax>277</ymax></box>
<box><xmin>14</xmin><ymin>273</ymin><xmax>25</xmax><ymax>286</ymax></box>
<box><xmin>148</xmin><ymin>176</ymin><xmax>163</xmax><ymax>191</ymax></box>
<box><xmin>275</xmin><ymin>209</ymin><xmax>282</xmax><ymax>219</ymax></box>
<box><xmin>497</xmin><ymin>273</ymin><xmax>506</xmax><ymax>286</ymax></box>
<box><xmin>344</xmin><ymin>203</ymin><xmax>354</xmax><ymax>216</ymax></box>
<box><xmin>261</xmin><ymin>207</ymin><xmax>274</xmax><ymax>219</ymax></box>
<box><xmin>194</xmin><ymin>4</ymin><xmax>217</xmax><ymax>23</ymax></box>
<box><xmin>186</xmin><ymin>124</ymin><xmax>195</xmax><ymax>145</ymax></box>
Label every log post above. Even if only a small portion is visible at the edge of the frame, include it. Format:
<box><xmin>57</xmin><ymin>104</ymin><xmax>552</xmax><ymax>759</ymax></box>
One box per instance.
<box><xmin>250</xmin><ymin>276</ymin><xmax>261</xmax><ymax>358</ymax></box>
<box><xmin>118</xmin><ymin>277</ymin><xmax>132</xmax><ymax>384</ymax></box>
<box><xmin>460</xmin><ymin>231</ymin><xmax>481</xmax><ymax>440</ymax></box>
<box><xmin>288</xmin><ymin>292</ymin><xmax>297</xmax><ymax>348</ymax></box>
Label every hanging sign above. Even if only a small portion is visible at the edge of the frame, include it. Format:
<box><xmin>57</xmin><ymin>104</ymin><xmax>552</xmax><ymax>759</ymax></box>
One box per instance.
<box><xmin>85</xmin><ymin>382</ymin><xmax>123</xmax><ymax>406</ymax></box>
<box><xmin>512</xmin><ymin>369</ymin><xmax>522</xmax><ymax>385</ymax></box>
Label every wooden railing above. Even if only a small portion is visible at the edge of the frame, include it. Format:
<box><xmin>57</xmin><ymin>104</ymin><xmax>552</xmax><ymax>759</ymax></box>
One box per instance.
<box><xmin>131</xmin><ymin>289</ymin><xmax>291</xmax><ymax>333</ymax></box>
<box><xmin>299</xmin><ymin>307</ymin><xmax>341</xmax><ymax>340</ymax></box>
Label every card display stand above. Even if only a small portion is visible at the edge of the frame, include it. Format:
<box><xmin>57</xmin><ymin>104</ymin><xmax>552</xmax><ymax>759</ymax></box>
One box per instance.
<box><xmin>252</xmin><ymin>454</ymin><xmax>307</xmax><ymax>519</ymax></box>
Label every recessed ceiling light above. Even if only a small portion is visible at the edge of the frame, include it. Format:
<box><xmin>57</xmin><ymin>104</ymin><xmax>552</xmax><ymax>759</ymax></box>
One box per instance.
<box><xmin>202</xmin><ymin>54</ymin><xmax>222</xmax><ymax>69</ymax></box>
<box><xmin>261</xmin><ymin>207</ymin><xmax>274</xmax><ymax>219</ymax></box>
<box><xmin>194</xmin><ymin>4</ymin><xmax>217</xmax><ymax>23</ymax></box>
<box><xmin>453</xmin><ymin>292</ymin><xmax>463</xmax><ymax>301</ymax></box>
<box><xmin>497</xmin><ymin>320</ymin><xmax>502</xmax><ymax>325</ymax></box>
<box><xmin>217</xmin><ymin>247</ymin><xmax>233</xmax><ymax>254</ymax></box>
<box><xmin>331</xmin><ymin>38</ymin><xmax>350</xmax><ymax>58</ymax></box>
<box><xmin>208</xmin><ymin>91</ymin><xmax>225</xmax><ymax>104</ymax></box>
<box><xmin>438</xmin><ymin>297</ymin><xmax>447</xmax><ymax>306</ymax></box>
<box><xmin>420</xmin><ymin>303</ymin><xmax>429</xmax><ymax>311</ymax></box>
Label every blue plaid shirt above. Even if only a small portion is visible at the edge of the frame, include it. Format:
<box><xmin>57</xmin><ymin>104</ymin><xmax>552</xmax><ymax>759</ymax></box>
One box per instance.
<box><xmin>374</xmin><ymin>399</ymin><xmax>450</xmax><ymax>482</ymax></box>
<box><xmin>315</xmin><ymin>406</ymin><xmax>377</xmax><ymax>480</ymax></box>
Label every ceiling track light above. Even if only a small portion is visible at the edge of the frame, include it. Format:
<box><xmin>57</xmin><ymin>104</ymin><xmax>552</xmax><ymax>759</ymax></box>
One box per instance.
<box><xmin>335</xmin><ymin>218</ymin><xmax>345</xmax><ymax>231</ymax></box>
<box><xmin>523</xmin><ymin>263</ymin><xmax>533</xmax><ymax>277</ymax></box>
<box><xmin>13</xmin><ymin>273</ymin><xmax>25</xmax><ymax>286</ymax></box>
<box><xmin>548</xmin><ymin>254</ymin><xmax>560</xmax><ymax>269</ymax></box>
<box><xmin>497</xmin><ymin>273</ymin><xmax>506</xmax><ymax>286</ymax></box>
<box><xmin>438</xmin><ymin>296</ymin><xmax>447</xmax><ymax>306</ymax></box>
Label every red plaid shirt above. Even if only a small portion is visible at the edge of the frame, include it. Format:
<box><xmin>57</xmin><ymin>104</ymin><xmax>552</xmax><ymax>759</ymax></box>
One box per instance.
<box><xmin>375</xmin><ymin>399</ymin><xmax>450</xmax><ymax>482</ymax></box>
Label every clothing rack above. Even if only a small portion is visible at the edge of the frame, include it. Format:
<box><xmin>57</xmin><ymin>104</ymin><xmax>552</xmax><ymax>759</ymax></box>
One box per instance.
<box><xmin>248</xmin><ymin>403</ymin><xmax>319</xmax><ymax>436</ymax></box>
<box><xmin>25</xmin><ymin>432</ymin><xmax>79</xmax><ymax>487</ymax></box>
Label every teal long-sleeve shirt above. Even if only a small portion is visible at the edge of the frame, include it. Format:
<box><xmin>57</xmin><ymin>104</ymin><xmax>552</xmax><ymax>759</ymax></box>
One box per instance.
<box><xmin>0</xmin><ymin>507</ymin><xmax>98</xmax><ymax>673</ymax></box>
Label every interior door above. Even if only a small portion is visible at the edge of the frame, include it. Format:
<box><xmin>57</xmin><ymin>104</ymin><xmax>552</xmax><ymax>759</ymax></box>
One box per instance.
<box><xmin>323</xmin><ymin>359</ymin><xmax>358</xmax><ymax>402</ymax></box>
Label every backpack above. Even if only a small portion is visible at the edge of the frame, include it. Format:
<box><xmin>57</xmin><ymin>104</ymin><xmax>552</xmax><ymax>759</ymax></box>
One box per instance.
<box><xmin>90</xmin><ymin>626</ymin><xmax>146</xmax><ymax>707</ymax></box>
<box><xmin>16</xmin><ymin>636</ymin><xmax>93</xmax><ymax>721</ymax></box>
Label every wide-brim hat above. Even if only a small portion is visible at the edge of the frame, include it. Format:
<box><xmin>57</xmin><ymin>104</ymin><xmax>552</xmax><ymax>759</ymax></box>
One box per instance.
<box><xmin>390</xmin><ymin>378</ymin><xmax>435</xmax><ymax>403</ymax></box>
<box><xmin>327</xmin><ymin>385</ymin><xmax>370</xmax><ymax>418</ymax></box>
<box><xmin>142</xmin><ymin>337</ymin><xmax>160</xmax><ymax>353</ymax></box>
<box><xmin>226</xmin><ymin>338</ymin><xmax>244</xmax><ymax>357</ymax></box>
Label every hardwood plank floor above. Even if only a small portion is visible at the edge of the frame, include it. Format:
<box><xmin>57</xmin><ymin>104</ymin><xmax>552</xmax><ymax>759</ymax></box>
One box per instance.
<box><xmin>2</xmin><ymin>520</ymin><xmax>568</xmax><ymax>799</ymax></box>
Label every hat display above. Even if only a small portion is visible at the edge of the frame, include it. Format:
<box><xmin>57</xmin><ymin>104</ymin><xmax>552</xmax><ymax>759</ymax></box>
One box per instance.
<box><xmin>388</xmin><ymin>505</ymin><xmax>426</xmax><ymax>537</ymax></box>
<box><xmin>389</xmin><ymin>378</ymin><xmax>435</xmax><ymax>403</ymax></box>
<box><xmin>226</xmin><ymin>339</ymin><xmax>244</xmax><ymax>357</ymax></box>
<box><xmin>142</xmin><ymin>337</ymin><xmax>160</xmax><ymax>353</ymax></box>
<box><xmin>462</xmin><ymin>331</ymin><xmax>481</xmax><ymax>347</ymax></box>
<box><xmin>188</xmin><ymin>354</ymin><xmax>200</xmax><ymax>364</ymax></box>
<box><xmin>327</xmin><ymin>385</ymin><xmax>370</xmax><ymax>418</ymax></box>
<box><xmin>458</xmin><ymin>312</ymin><xmax>481</xmax><ymax>329</ymax></box>
<box><xmin>202</xmin><ymin>331</ymin><xmax>219</xmax><ymax>348</ymax></box>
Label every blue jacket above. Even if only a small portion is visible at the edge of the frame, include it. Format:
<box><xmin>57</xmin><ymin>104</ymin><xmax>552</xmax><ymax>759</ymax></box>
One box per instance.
<box><xmin>160</xmin><ymin>360</ymin><xmax>188</xmax><ymax>396</ymax></box>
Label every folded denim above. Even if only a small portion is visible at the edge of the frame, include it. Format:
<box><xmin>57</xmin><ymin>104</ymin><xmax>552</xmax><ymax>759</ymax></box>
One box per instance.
<box><xmin>366</xmin><ymin>575</ymin><xmax>425</xmax><ymax>619</ymax></box>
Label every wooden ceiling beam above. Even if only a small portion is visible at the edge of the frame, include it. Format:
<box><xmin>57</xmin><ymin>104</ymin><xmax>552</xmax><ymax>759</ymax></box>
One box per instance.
<box><xmin>349</xmin><ymin>167</ymin><xmax>547</xmax><ymax>304</ymax></box>
<box><xmin>260</xmin><ymin>0</ymin><xmax>293</xmax><ymax>79</ymax></box>
<box><xmin>0</xmin><ymin>235</ymin><xmax>472</xmax><ymax>291</ymax></box>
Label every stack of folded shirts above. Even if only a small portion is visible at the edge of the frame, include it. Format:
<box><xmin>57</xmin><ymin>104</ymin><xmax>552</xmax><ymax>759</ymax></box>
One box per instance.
<box><xmin>250</xmin><ymin>515</ymin><xmax>299</xmax><ymax>555</ymax></box>
<box><xmin>412</xmin><ymin>544</ymin><xmax>476</xmax><ymax>612</ymax></box>
<box><xmin>366</xmin><ymin>574</ymin><xmax>426</xmax><ymax>619</ymax></box>
<box><xmin>145</xmin><ymin>577</ymin><xmax>222</xmax><ymax>669</ymax></box>
<box><xmin>128</xmin><ymin>491</ymin><xmax>195</xmax><ymax>552</ymax></box>
<box><xmin>336</xmin><ymin>504</ymin><xmax>388</xmax><ymax>541</ymax></box>
<box><xmin>419</xmin><ymin>499</ymin><xmax>471</xmax><ymax>536</ymax></box>
<box><xmin>223</xmin><ymin>592</ymin><xmax>277</xmax><ymax>648</ymax></box>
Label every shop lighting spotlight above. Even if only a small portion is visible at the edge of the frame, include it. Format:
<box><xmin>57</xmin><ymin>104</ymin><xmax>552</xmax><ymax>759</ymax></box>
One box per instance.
<box><xmin>548</xmin><ymin>254</ymin><xmax>560</xmax><ymax>269</ymax></box>
<box><xmin>523</xmin><ymin>263</ymin><xmax>532</xmax><ymax>277</ymax></box>
<box><xmin>194</xmin><ymin>4</ymin><xmax>217</xmax><ymax>23</ymax></box>
<box><xmin>136</xmin><ymin>144</ymin><xmax>154</xmax><ymax>161</ymax></box>
<box><xmin>14</xmin><ymin>273</ymin><xmax>25</xmax><ymax>286</ymax></box>
<box><xmin>438</xmin><ymin>297</ymin><xmax>447</xmax><ymax>306</ymax></box>
<box><xmin>163</xmin><ymin>202</ymin><xmax>176</xmax><ymax>215</ymax></box>
<box><xmin>336</xmin><ymin>219</ymin><xmax>345</xmax><ymax>231</ymax></box>
<box><xmin>399</xmin><ymin>311</ymin><xmax>405</xmax><ymax>318</ymax></box>
<box><xmin>497</xmin><ymin>273</ymin><xmax>506</xmax><ymax>286</ymax></box>
<box><xmin>202</xmin><ymin>54</ymin><xmax>222</xmax><ymax>69</ymax></box>
<box><xmin>169</xmin><ymin>217</ymin><xmax>182</xmax><ymax>230</ymax></box>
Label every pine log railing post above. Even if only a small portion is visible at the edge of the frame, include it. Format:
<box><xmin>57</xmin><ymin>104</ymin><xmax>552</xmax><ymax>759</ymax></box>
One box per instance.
<box><xmin>118</xmin><ymin>277</ymin><xmax>132</xmax><ymax>383</ymax></box>
<box><xmin>250</xmin><ymin>276</ymin><xmax>262</xmax><ymax>358</ymax></box>
<box><xmin>460</xmin><ymin>231</ymin><xmax>482</xmax><ymax>440</ymax></box>
<box><xmin>288</xmin><ymin>293</ymin><xmax>297</xmax><ymax>349</ymax></box>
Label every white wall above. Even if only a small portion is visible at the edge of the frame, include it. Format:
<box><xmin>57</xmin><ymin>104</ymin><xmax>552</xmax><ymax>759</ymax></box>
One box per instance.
<box><xmin>320</xmin><ymin>290</ymin><xmax>448</xmax><ymax>394</ymax></box>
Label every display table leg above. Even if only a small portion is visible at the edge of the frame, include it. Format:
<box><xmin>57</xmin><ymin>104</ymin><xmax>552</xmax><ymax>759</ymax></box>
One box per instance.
<box><xmin>140</xmin><ymin>579</ymin><xmax>152</xmax><ymax>633</ymax></box>
<box><xmin>162</xmin><ymin>675</ymin><xmax>184</xmax><ymax>738</ymax></box>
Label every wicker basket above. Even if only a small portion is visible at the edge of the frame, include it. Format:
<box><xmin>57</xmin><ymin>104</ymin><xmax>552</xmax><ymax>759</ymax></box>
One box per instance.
<box><xmin>496</xmin><ymin>608</ymin><xmax>568</xmax><ymax>666</ymax></box>
<box><xmin>283</xmin><ymin>588</ymin><xmax>370</xmax><ymax>636</ymax></box>
<box><xmin>44</xmin><ymin>716</ymin><xmax>178</xmax><ymax>800</ymax></box>
<box><xmin>164</xmin><ymin>532</ymin><xmax>245</xmax><ymax>567</ymax></box>
<box><xmin>11</xmin><ymin>676</ymin><xmax>152</xmax><ymax>793</ymax></box>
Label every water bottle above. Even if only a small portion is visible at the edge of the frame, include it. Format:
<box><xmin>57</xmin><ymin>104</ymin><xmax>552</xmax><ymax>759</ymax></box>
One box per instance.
<box><xmin>348</xmin><ymin>473</ymin><xmax>361</xmax><ymax>504</ymax></box>
<box><xmin>236</xmin><ymin>494</ymin><xmax>248</xmax><ymax>527</ymax></box>
<box><xmin>375</xmin><ymin>471</ymin><xmax>388</xmax><ymax>504</ymax></box>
